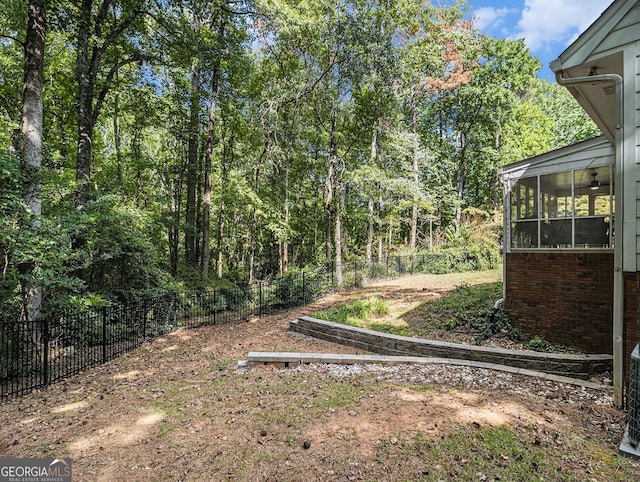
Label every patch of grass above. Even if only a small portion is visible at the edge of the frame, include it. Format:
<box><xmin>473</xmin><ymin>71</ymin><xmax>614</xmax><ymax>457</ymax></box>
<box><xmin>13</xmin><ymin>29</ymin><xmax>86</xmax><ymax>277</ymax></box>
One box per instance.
<box><xmin>313</xmin><ymin>297</ymin><xmax>390</xmax><ymax>327</ymax></box>
<box><xmin>158</xmin><ymin>422</ymin><xmax>175</xmax><ymax>437</ymax></box>
<box><xmin>369</xmin><ymin>323</ymin><xmax>412</xmax><ymax>337</ymax></box>
<box><xmin>312</xmin><ymin>380</ymin><xmax>362</xmax><ymax>411</ymax></box>
<box><xmin>376</xmin><ymin>425</ymin><xmax>574</xmax><ymax>481</ymax></box>
<box><xmin>402</xmin><ymin>383</ymin><xmax>437</xmax><ymax>393</ymax></box>
<box><xmin>34</xmin><ymin>441</ymin><xmax>51</xmax><ymax>453</ymax></box>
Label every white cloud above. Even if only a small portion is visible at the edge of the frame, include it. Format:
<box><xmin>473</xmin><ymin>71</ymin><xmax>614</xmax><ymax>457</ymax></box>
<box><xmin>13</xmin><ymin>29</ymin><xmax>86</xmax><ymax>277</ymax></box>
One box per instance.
<box><xmin>515</xmin><ymin>0</ymin><xmax>613</xmax><ymax>51</ymax></box>
<box><xmin>473</xmin><ymin>7</ymin><xmax>517</xmax><ymax>31</ymax></box>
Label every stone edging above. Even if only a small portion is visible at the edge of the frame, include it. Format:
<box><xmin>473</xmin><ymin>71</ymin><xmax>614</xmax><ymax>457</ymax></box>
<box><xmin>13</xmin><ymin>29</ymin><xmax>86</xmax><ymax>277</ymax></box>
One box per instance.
<box><xmin>289</xmin><ymin>316</ymin><xmax>613</xmax><ymax>380</ymax></box>
<box><xmin>241</xmin><ymin>351</ymin><xmax>610</xmax><ymax>390</ymax></box>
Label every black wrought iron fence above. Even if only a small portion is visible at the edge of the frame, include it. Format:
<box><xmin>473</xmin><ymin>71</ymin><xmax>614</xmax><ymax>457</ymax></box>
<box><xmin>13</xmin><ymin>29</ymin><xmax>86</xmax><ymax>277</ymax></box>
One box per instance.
<box><xmin>1</xmin><ymin>252</ymin><xmax>492</xmax><ymax>400</ymax></box>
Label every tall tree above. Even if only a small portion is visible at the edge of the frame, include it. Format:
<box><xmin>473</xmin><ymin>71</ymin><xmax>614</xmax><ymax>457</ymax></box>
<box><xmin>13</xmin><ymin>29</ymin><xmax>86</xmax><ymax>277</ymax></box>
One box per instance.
<box><xmin>184</xmin><ymin>5</ymin><xmax>201</xmax><ymax>270</ymax></box>
<box><xmin>395</xmin><ymin>0</ymin><xmax>476</xmax><ymax>246</ymax></box>
<box><xmin>20</xmin><ymin>0</ymin><xmax>46</xmax><ymax>324</ymax></box>
<box><xmin>73</xmin><ymin>0</ymin><xmax>144</xmax><ymax>208</ymax></box>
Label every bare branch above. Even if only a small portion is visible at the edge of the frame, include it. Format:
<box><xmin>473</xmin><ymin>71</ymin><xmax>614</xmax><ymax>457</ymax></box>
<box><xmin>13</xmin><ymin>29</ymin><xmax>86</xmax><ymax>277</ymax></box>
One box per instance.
<box><xmin>0</xmin><ymin>33</ymin><xmax>24</xmax><ymax>46</ymax></box>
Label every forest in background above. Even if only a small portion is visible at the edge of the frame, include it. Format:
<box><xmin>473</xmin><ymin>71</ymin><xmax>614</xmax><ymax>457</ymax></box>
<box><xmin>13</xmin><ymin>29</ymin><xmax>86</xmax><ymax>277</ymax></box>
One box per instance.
<box><xmin>1</xmin><ymin>0</ymin><xmax>600</xmax><ymax>322</ymax></box>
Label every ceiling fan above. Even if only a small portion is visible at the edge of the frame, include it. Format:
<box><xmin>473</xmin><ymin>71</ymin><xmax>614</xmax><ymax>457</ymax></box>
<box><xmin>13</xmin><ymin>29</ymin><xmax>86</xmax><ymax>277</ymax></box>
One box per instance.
<box><xmin>588</xmin><ymin>171</ymin><xmax>610</xmax><ymax>191</ymax></box>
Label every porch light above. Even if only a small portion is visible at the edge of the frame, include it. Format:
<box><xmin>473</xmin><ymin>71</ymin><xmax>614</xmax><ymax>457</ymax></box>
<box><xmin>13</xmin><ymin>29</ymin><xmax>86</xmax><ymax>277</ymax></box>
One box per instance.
<box><xmin>590</xmin><ymin>172</ymin><xmax>600</xmax><ymax>190</ymax></box>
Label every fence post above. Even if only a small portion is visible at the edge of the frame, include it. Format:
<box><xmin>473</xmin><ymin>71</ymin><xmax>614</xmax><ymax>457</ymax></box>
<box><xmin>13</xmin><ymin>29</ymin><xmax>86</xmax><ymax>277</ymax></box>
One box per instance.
<box><xmin>331</xmin><ymin>262</ymin><xmax>335</xmax><ymax>292</ymax></box>
<box><xmin>213</xmin><ymin>290</ymin><xmax>217</xmax><ymax>324</ymax></box>
<box><xmin>43</xmin><ymin>318</ymin><xmax>49</xmax><ymax>387</ymax></box>
<box><xmin>142</xmin><ymin>300</ymin><xmax>148</xmax><ymax>341</ymax></box>
<box><xmin>386</xmin><ymin>256</ymin><xmax>389</xmax><ymax>278</ymax></box>
<box><xmin>172</xmin><ymin>295</ymin><xmax>178</xmax><ymax>330</ymax></box>
<box><xmin>259</xmin><ymin>282</ymin><xmax>263</xmax><ymax>317</ymax></box>
<box><xmin>354</xmin><ymin>260</ymin><xmax>357</xmax><ymax>287</ymax></box>
<box><xmin>411</xmin><ymin>256</ymin><xmax>414</xmax><ymax>275</ymax></box>
<box><xmin>302</xmin><ymin>271</ymin><xmax>307</xmax><ymax>306</ymax></box>
<box><xmin>102</xmin><ymin>307</ymin><xmax>107</xmax><ymax>364</ymax></box>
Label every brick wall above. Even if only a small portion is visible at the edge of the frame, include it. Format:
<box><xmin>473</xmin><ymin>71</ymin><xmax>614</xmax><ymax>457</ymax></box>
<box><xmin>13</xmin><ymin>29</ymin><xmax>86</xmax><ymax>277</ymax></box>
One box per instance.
<box><xmin>505</xmin><ymin>251</ymin><xmax>613</xmax><ymax>353</ymax></box>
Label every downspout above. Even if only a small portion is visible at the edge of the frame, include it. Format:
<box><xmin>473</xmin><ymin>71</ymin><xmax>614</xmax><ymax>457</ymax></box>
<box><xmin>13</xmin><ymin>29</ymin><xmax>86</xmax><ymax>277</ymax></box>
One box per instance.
<box><xmin>555</xmin><ymin>71</ymin><xmax>624</xmax><ymax>408</ymax></box>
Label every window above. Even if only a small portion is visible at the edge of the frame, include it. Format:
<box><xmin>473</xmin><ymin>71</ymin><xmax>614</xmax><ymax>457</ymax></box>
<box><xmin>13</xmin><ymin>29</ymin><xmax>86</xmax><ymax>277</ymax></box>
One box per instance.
<box><xmin>510</xmin><ymin>166</ymin><xmax>613</xmax><ymax>249</ymax></box>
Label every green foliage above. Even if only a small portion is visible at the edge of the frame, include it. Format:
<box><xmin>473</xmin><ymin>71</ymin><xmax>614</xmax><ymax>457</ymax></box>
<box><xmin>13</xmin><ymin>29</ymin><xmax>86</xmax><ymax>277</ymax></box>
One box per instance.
<box><xmin>0</xmin><ymin>0</ymin><xmax>604</xmax><ymax>323</ymax></box>
<box><xmin>526</xmin><ymin>335</ymin><xmax>558</xmax><ymax>353</ymax></box>
<box><xmin>409</xmin><ymin>281</ymin><xmax>564</xmax><ymax>348</ymax></box>
<box><xmin>313</xmin><ymin>296</ymin><xmax>390</xmax><ymax>327</ymax></box>
<box><xmin>264</xmin><ymin>268</ymin><xmax>330</xmax><ymax>310</ymax></box>
<box><xmin>369</xmin><ymin>323</ymin><xmax>411</xmax><ymax>337</ymax></box>
<box><xmin>409</xmin><ymin>282</ymin><xmax>510</xmax><ymax>342</ymax></box>
<box><xmin>81</xmin><ymin>195</ymin><xmax>169</xmax><ymax>303</ymax></box>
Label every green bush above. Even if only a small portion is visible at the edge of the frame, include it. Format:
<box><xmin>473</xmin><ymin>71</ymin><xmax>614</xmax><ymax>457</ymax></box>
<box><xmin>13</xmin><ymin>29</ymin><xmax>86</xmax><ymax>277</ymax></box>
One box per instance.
<box><xmin>313</xmin><ymin>297</ymin><xmax>390</xmax><ymax>326</ymax></box>
<box><xmin>266</xmin><ymin>269</ymin><xmax>331</xmax><ymax>311</ymax></box>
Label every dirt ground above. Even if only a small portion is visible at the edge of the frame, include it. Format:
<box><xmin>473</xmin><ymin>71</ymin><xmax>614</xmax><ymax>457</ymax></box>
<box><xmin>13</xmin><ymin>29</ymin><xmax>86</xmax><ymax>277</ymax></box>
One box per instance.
<box><xmin>1</xmin><ymin>272</ymin><xmax>638</xmax><ymax>481</ymax></box>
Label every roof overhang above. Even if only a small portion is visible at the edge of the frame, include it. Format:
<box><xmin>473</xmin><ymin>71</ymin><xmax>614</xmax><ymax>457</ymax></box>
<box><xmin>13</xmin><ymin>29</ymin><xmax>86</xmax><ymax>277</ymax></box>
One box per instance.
<box><xmin>498</xmin><ymin>135</ymin><xmax>614</xmax><ymax>181</ymax></box>
<box><xmin>551</xmin><ymin>52</ymin><xmax>622</xmax><ymax>143</ymax></box>
<box><xmin>549</xmin><ymin>0</ymin><xmax>632</xmax><ymax>142</ymax></box>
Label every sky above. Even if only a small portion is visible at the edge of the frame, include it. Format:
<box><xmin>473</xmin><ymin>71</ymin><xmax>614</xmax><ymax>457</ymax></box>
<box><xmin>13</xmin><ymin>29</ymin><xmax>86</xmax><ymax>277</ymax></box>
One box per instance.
<box><xmin>470</xmin><ymin>0</ymin><xmax>614</xmax><ymax>79</ymax></box>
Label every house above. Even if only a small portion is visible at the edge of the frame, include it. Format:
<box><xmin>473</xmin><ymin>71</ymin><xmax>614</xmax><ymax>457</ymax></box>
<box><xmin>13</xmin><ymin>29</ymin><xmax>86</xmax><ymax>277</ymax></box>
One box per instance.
<box><xmin>498</xmin><ymin>0</ymin><xmax>640</xmax><ymax>407</ymax></box>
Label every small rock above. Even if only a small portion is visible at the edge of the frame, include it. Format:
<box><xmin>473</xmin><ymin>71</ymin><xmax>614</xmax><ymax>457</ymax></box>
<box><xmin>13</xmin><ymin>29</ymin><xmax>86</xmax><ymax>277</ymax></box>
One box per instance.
<box><xmin>260</xmin><ymin>429</ymin><xmax>267</xmax><ymax>437</ymax></box>
<box><xmin>303</xmin><ymin>440</ymin><xmax>311</xmax><ymax>449</ymax></box>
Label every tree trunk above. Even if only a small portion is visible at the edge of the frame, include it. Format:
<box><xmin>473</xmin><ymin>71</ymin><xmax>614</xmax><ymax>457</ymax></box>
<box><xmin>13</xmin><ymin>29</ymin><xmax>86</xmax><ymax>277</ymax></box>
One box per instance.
<box><xmin>185</xmin><ymin>56</ymin><xmax>200</xmax><ymax>269</ymax></box>
<box><xmin>410</xmin><ymin>94</ymin><xmax>419</xmax><ymax>250</ymax></box>
<box><xmin>74</xmin><ymin>0</ymin><xmax>140</xmax><ymax>207</ymax></box>
<box><xmin>366</xmin><ymin>128</ymin><xmax>377</xmax><ymax>262</ymax></box>
<box><xmin>216</xmin><ymin>132</ymin><xmax>233</xmax><ymax>279</ymax></box>
<box><xmin>201</xmin><ymin>17</ymin><xmax>226</xmax><ymax>280</ymax></box>
<box><xmin>114</xmin><ymin>90</ymin><xmax>122</xmax><ymax>185</ymax></box>
<box><xmin>327</xmin><ymin>112</ymin><xmax>342</xmax><ymax>284</ymax></box>
<box><xmin>248</xmin><ymin>143</ymin><xmax>266</xmax><ymax>284</ymax></box>
<box><xmin>325</xmin><ymin>114</ymin><xmax>338</xmax><ymax>262</ymax></box>
<box><xmin>334</xmin><ymin>190</ymin><xmax>343</xmax><ymax>286</ymax></box>
<box><xmin>455</xmin><ymin>132</ymin><xmax>468</xmax><ymax>232</ymax></box>
<box><xmin>216</xmin><ymin>172</ymin><xmax>226</xmax><ymax>279</ymax></box>
<box><xmin>201</xmin><ymin>65</ymin><xmax>220</xmax><ymax>280</ymax></box>
<box><xmin>75</xmin><ymin>0</ymin><xmax>93</xmax><ymax>209</ymax></box>
<box><xmin>283</xmin><ymin>172</ymin><xmax>289</xmax><ymax>273</ymax></box>
<box><xmin>20</xmin><ymin>0</ymin><xmax>46</xmax><ymax>326</ymax></box>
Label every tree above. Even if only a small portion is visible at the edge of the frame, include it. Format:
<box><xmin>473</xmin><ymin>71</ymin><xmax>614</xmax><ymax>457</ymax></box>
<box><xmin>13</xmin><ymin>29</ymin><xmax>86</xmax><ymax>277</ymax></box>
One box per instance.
<box><xmin>19</xmin><ymin>0</ymin><xmax>46</xmax><ymax>324</ymax></box>
<box><xmin>73</xmin><ymin>0</ymin><xmax>146</xmax><ymax>209</ymax></box>
<box><xmin>426</xmin><ymin>37</ymin><xmax>540</xmax><ymax>228</ymax></box>
<box><xmin>394</xmin><ymin>0</ymin><xmax>476</xmax><ymax>247</ymax></box>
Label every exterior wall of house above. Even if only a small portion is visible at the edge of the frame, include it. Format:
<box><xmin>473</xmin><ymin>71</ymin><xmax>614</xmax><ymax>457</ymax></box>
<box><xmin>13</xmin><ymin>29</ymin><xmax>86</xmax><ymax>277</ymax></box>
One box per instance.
<box><xmin>623</xmin><ymin>273</ymin><xmax>640</xmax><ymax>383</ymax></box>
<box><xmin>635</xmin><ymin>39</ymin><xmax>640</xmax><ymax>269</ymax></box>
<box><xmin>589</xmin><ymin>4</ymin><xmax>640</xmax><ymax>59</ymax></box>
<box><xmin>504</xmin><ymin>251</ymin><xmax>613</xmax><ymax>353</ymax></box>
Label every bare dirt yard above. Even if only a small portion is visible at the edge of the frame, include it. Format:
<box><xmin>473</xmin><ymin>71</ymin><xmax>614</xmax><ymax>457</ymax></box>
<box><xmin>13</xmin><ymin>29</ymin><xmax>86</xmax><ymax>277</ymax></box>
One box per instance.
<box><xmin>1</xmin><ymin>271</ymin><xmax>639</xmax><ymax>481</ymax></box>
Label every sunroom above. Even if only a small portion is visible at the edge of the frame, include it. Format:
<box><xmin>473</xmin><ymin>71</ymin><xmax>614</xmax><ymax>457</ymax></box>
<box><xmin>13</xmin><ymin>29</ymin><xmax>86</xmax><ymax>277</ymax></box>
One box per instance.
<box><xmin>498</xmin><ymin>136</ymin><xmax>615</xmax><ymax>354</ymax></box>
<box><xmin>505</xmin><ymin>138</ymin><xmax>614</xmax><ymax>250</ymax></box>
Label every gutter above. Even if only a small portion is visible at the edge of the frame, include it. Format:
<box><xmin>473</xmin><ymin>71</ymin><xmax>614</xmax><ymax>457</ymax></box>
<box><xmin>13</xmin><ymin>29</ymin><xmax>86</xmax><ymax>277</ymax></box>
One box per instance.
<box><xmin>555</xmin><ymin>70</ymin><xmax>624</xmax><ymax>408</ymax></box>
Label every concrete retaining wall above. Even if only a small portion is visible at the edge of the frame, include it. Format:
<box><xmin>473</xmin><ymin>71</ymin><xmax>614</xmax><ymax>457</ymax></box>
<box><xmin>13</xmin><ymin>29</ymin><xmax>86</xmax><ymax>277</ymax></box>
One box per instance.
<box><xmin>290</xmin><ymin>316</ymin><xmax>612</xmax><ymax>379</ymax></box>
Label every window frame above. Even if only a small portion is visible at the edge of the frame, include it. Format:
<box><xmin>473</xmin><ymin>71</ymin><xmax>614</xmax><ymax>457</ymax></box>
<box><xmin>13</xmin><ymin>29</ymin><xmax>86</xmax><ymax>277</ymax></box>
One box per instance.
<box><xmin>507</xmin><ymin>165</ymin><xmax>613</xmax><ymax>251</ymax></box>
